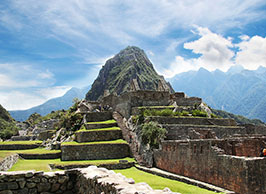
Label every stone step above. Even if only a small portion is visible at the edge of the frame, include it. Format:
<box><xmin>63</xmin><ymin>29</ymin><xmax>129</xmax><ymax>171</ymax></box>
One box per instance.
<box><xmin>61</xmin><ymin>140</ymin><xmax>130</xmax><ymax>161</ymax></box>
<box><xmin>75</xmin><ymin>127</ymin><xmax>122</xmax><ymax>142</ymax></box>
<box><xmin>162</xmin><ymin>124</ymin><xmax>246</xmax><ymax>140</ymax></box>
<box><xmin>85</xmin><ymin>111</ymin><xmax>113</xmax><ymax>122</ymax></box>
<box><xmin>84</xmin><ymin>120</ymin><xmax>117</xmax><ymax>130</ymax></box>
<box><xmin>147</xmin><ymin>116</ymin><xmax>237</xmax><ymax>126</ymax></box>
<box><xmin>0</xmin><ymin>141</ymin><xmax>42</xmax><ymax>150</ymax></box>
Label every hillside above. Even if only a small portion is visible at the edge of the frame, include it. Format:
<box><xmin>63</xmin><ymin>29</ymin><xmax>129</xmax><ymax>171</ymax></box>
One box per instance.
<box><xmin>9</xmin><ymin>86</ymin><xmax>90</xmax><ymax>121</ymax></box>
<box><xmin>86</xmin><ymin>46</ymin><xmax>172</xmax><ymax>101</ymax></box>
<box><xmin>169</xmin><ymin>66</ymin><xmax>266</xmax><ymax>122</ymax></box>
<box><xmin>0</xmin><ymin>104</ymin><xmax>18</xmax><ymax>139</ymax></box>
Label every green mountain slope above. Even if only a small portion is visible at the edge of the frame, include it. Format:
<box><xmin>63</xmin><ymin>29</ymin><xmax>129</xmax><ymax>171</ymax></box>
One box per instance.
<box><xmin>0</xmin><ymin>104</ymin><xmax>18</xmax><ymax>139</ymax></box>
<box><xmin>86</xmin><ymin>46</ymin><xmax>171</xmax><ymax>101</ymax></box>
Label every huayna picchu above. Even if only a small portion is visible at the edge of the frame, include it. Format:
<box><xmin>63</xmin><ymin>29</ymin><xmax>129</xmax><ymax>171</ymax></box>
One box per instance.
<box><xmin>1</xmin><ymin>46</ymin><xmax>266</xmax><ymax>194</ymax></box>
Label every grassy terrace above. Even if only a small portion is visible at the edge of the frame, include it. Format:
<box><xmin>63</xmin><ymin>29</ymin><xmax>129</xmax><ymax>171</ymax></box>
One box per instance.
<box><xmin>0</xmin><ymin>148</ymin><xmax>61</xmax><ymax>161</ymax></box>
<box><xmin>76</xmin><ymin>127</ymin><xmax>121</xmax><ymax>133</ymax></box>
<box><xmin>62</xmin><ymin>139</ymin><xmax>127</xmax><ymax>145</ymax></box>
<box><xmin>86</xmin><ymin>119</ymin><xmax>117</xmax><ymax>124</ymax></box>
<box><xmin>115</xmin><ymin>167</ymin><xmax>223</xmax><ymax>194</ymax></box>
<box><xmin>9</xmin><ymin>157</ymin><xmax>135</xmax><ymax>172</ymax></box>
<box><xmin>0</xmin><ymin>141</ymin><xmax>42</xmax><ymax>145</ymax></box>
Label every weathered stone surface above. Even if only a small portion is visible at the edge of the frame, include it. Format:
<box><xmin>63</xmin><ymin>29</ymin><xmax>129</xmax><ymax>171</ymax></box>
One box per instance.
<box><xmin>61</xmin><ymin>143</ymin><xmax>130</xmax><ymax>161</ymax></box>
<box><xmin>0</xmin><ymin>190</ymin><xmax>12</xmax><ymax>194</ymax></box>
<box><xmin>75</xmin><ymin>129</ymin><xmax>122</xmax><ymax>143</ymax></box>
<box><xmin>18</xmin><ymin>180</ymin><xmax>26</xmax><ymax>188</ymax></box>
<box><xmin>50</xmin><ymin>183</ymin><xmax>60</xmax><ymax>192</ymax></box>
<box><xmin>7</xmin><ymin>182</ymin><xmax>18</xmax><ymax>190</ymax></box>
<box><xmin>0</xmin><ymin>154</ymin><xmax>19</xmax><ymax>171</ymax></box>
<box><xmin>26</xmin><ymin>182</ymin><xmax>36</xmax><ymax>189</ymax></box>
<box><xmin>37</xmin><ymin>183</ymin><xmax>51</xmax><ymax>192</ymax></box>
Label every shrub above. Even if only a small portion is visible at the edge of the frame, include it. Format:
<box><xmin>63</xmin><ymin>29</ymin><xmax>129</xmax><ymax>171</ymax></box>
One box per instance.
<box><xmin>181</xmin><ymin>111</ymin><xmax>189</xmax><ymax>116</ymax></box>
<box><xmin>192</xmin><ymin>110</ymin><xmax>208</xmax><ymax>117</ymax></box>
<box><xmin>211</xmin><ymin>113</ymin><xmax>218</xmax><ymax>118</ymax></box>
<box><xmin>173</xmin><ymin>111</ymin><xmax>181</xmax><ymax>116</ymax></box>
<box><xmin>159</xmin><ymin>109</ymin><xmax>173</xmax><ymax>116</ymax></box>
<box><xmin>141</xmin><ymin>121</ymin><xmax>167</xmax><ymax>149</ymax></box>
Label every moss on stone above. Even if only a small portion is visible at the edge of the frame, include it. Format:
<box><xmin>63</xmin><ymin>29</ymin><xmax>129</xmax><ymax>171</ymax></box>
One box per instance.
<box><xmin>62</xmin><ymin>139</ymin><xmax>127</xmax><ymax>145</ymax></box>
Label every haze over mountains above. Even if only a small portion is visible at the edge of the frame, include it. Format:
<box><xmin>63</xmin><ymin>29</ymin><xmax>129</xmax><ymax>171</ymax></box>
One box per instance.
<box><xmin>169</xmin><ymin>65</ymin><xmax>266</xmax><ymax>122</ymax></box>
<box><xmin>9</xmin><ymin>86</ymin><xmax>90</xmax><ymax>121</ymax></box>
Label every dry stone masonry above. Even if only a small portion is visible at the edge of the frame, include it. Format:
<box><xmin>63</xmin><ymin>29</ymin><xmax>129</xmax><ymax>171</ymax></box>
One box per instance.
<box><xmin>0</xmin><ymin>166</ymin><xmax>179</xmax><ymax>194</ymax></box>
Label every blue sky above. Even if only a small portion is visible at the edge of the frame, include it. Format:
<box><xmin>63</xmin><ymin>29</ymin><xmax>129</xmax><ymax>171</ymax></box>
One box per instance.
<box><xmin>0</xmin><ymin>0</ymin><xmax>266</xmax><ymax>110</ymax></box>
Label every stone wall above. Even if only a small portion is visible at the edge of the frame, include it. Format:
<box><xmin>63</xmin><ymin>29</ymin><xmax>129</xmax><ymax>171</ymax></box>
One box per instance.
<box><xmin>148</xmin><ymin>116</ymin><xmax>237</xmax><ymax>126</ymax></box>
<box><xmin>18</xmin><ymin>152</ymin><xmax>61</xmax><ymax>160</ymax></box>
<box><xmin>0</xmin><ymin>144</ymin><xmax>40</xmax><ymax>150</ymax></box>
<box><xmin>85</xmin><ymin>111</ymin><xmax>113</xmax><ymax>122</ymax></box>
<box><xmin>11</xmin><ymin>136</ymin><xmax>37</xmax><ymax>141</ymax></box>
<box><xmin>154</xmin><ymin>138</ymin><xmax>266</xmax><ymax>194</ymax></box>
<box><xmin>84</xmin><ymin>122</ymin><xmax>117</xmax><ymax>129</ymax></box>
<box><xmin>38</xmin><ymin>130</ymin><xmax>56</xmax><ymax>141</ymax></box>
<box><xmin>75</xmin><ymin>130</ymin><xmax>122</xmax><ymax>143</ymax></box>
<box><xmin>0</xmin><ymin>166</ymin><xmax>178</xmax><ymax>194</ymax></box>
<box><xmin>61</xmin><ymin>143</ymin><xmax>130</xmax><ymax>161</ymax></box>
<box><xmin>164</xmin><ymin>124</ymin><xmax>247</xmax><ymax>140</ymax></box>
<box><xmin>102</xmin><ymin>91</ymin><xmax>170</xmax><ymax>118</ymax></box>
<box><xmin>0</xmin><ymin>154</ymin><xmax>19</xmax><ymax>171</ymax></box>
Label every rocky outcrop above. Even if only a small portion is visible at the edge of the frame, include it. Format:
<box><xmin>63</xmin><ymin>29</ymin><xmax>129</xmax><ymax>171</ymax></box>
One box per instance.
<box><xmin>0</xmin><ymin>154</ymin><xmax>19</xmax><ymax>171</ymax></box>
<box><xmin>86</xmin><ymin>46</ymin><xmax>173</xmax><ymax>101</ymax></box>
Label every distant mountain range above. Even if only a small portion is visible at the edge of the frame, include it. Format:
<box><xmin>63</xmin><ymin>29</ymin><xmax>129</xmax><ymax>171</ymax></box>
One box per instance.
<box><xmin>9</xmin><ymin>86</ymin><xmax>90</xmax><ymax>121</ymax></box>
<box><xmin>169</xmin><ymin>65</ymin><xmax>266</xmax><ymax>122</ymax></box>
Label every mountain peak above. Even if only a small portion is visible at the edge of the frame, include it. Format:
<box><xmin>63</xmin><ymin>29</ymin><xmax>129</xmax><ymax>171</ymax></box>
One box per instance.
<box><xmin>85</xmin><ymin>46</ymin><xmax>171</xmax><ymax>101</ymax></box>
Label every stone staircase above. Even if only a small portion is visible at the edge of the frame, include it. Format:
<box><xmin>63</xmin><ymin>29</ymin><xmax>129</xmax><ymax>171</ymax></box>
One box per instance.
<box><xmin>61</xmin><ymin>111</ymin><xmax>130</xmax><ymax>161</ymax></box>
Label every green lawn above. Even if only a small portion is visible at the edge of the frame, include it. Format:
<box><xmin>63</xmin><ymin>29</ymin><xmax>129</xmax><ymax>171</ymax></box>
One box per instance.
<box><xmin>62</xmin><ymin>139</ymin><xmax>127</xmax><ymax>145</ymax></box>
<box><xmin>115</xmin><ymin>167</ymin><xmax>222</xmax><ymax>194</ymax></box>
<box><xmin>0</xmin><ymin>148</ymin><xmax>60</xmax><ymax>161</ymax></box>
<box><xmin>86</xmin><ymin>119</ymin><xmax>117</xmax><ymax>124</ymax></box>
<box><xmin>76</xmin><ymin>127</ymin><xmax>120</xmax><ymax>133</ymax></box>
<box><xmin>0</xmin><ymin>141</ymin><xmax>42</xmax><ymax>145</ymax></box>
<box><xmin>8</xmin><ymin>157</ymin><xmax>135</xmax><ymax>172</ymax></box>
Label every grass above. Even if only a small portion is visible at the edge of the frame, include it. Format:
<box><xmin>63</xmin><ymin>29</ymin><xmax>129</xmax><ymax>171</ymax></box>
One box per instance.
<box><xmin>0</xmin><ymin>141</ymin><xmax>42</xmax><ymax>145</ymax></box>
<box><xmin>0</xmin><ymin>148</ymin><xmax>61</xmax><ymax>161</ymax></box>
<box><xmin>62</xmin><ymin>139</ymin><xmax>127</xmax><ymax>145</ymax></box>
<box><xmin>138</xmin><ymin>106</ymin><xmax>174</xmax><ymax>109</ymax></box>
<box><xmin>114</xmin><ymin>167</ymin><xmax>222</xmax><ymax>194</ymax></box>
<box><xmin>76</xmin><ymin>127</ymin><xmax>120</xmax><ymax>133</ymax></box>
<box><xmin>86</xmin><ymin>119</ymin><xmax>117</xmax><ymax>124</ymax></box>
<box><xmin>9</xmin><ymin>159</ymin><xmax>59</xmax><ymax>172</ymax></box>
<box><xmin>8</xmin><ymin>157</ymin><xmax>135</xmax><ymax>172</ymax></box>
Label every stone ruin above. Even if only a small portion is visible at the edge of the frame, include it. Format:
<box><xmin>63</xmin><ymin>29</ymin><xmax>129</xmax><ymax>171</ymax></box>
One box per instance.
<box><xmin>4</xmin><ymin>78</ymin><xmax>266</xmax><ymax>194</ymax></box>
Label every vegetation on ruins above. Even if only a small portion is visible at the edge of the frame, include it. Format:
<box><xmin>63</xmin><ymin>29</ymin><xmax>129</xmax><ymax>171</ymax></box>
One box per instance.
<box><xmin>76</xmin><ymin>126</ymin><xmax>120</xmax><ymax>133</ymax></box>
<box><xmin>141</xmin><ymin>121</ymin><xmax>167</xmax><ymax>149</ymax></box>
<box><xmin>62</xmin><ymin>139</ymin><xmax>127</xmax><ymax>145</ymax></box>
<box><xmin>141</xmin><ymin>108</ymin><xmax>208</xmax><ymax>118</ymax></box>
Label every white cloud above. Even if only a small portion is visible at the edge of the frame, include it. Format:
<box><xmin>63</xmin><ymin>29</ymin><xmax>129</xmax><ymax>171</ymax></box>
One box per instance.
<box><xmin>162</xmin><ymin>27</ymin><xmax>235</xmax><ymax>77</ymax></box>
<box><xmin>235</xmin><ymin>35</ymin><xmax>266</xmax><ymax>69</ymax></box>
<box><xmin>0</xmin><ymin>91</ymin><xmax>46</xmax><ymax>110</ymax></box>
<box><xmin>0</xmin><ymin>63</ymin><xmax>54</xmax><ymax>89</ymax></box>
<box><xmin>184</xmin><ymin>27</ymin><xmax>234</xmax><ymax>71</ymax></box>
<box><xmin>37</xmin><ymin>86</ymin><xmax>71</xmax><ymax>99</ymax></box>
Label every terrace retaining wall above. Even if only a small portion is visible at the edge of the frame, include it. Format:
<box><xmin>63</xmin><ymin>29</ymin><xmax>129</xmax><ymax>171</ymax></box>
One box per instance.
<box><xmin>61</xmin><ymin>143</ymin><xmax>130</xmax><ymax>161</ymax></box>
<box><xmin>0</xmin><ymin>166</ymin><xmax>178</xmax><ymax>194</ymax></box>
<box><xmin>75</xmin><ymin>130</ymin><xmax>122</xmax><ymax>142</ymax></box>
